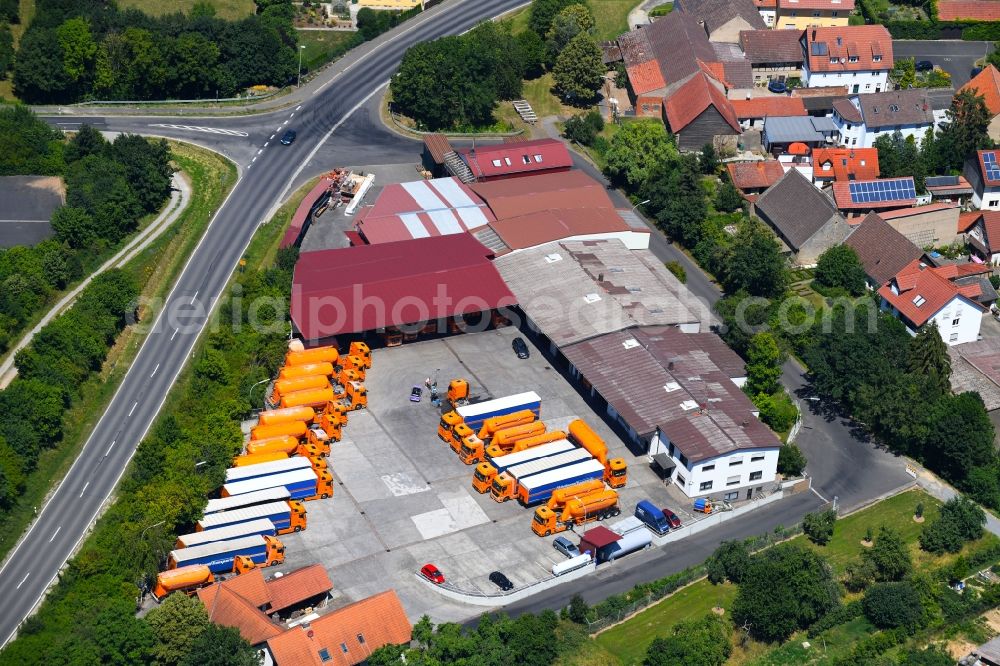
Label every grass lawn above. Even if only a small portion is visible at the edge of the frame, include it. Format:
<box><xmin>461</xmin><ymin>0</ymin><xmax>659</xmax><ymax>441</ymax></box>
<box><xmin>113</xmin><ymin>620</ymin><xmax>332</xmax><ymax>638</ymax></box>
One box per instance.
<box><xmin>298</xmin><ymin>29</ymin><xmax>360</xmax><ymax>71</ymax></box>
<box><xmin>749</xmin><ymin>616</ymin><xmax>877</xmax><ymax>665</ymax></box>
<box><xmin>117</xmin><ymin>0</ymin><xmax>254</xmax><ymax>20</ymax></box>
<box><xmin>0</xmin><ymin>143</ymin><xmax>236</xmax><ymax>565</ymax></box>
<box><xmin>595</xmin><ymin>582</ymin><xmax>739</xmax><ymax>665</ymax></box>
<box><xmin>590</xmin><ymin>0</ymin><xmax>635</xmax><ymax>40</ymax></box>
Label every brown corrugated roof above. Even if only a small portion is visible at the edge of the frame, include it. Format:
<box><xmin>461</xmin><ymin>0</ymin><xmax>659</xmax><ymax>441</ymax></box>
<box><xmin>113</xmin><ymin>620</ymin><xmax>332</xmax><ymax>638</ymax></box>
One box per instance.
<box><xmin>739</xmin><ymin>29</ymin><xmax>805</xmax><ymax>65</ymax></box>
<box><xmin>422</xmin><ymin>134</ymin><xmax>452</xmax><ymax>165</ymax></box>
<box><xmin>267</xmin><ymin>590</ymin><xmax>411</xmax><ymax>666</ymax></box>
<box><xmin>267</xmin><ymin>564</ymin><xmax>333</xmax><ymax>614</ymax></box>
<box><xmin>844</xmin><ymin>212</ymin><xmax>924</xmax><ymax>286</ymax></box>
<box><xmin>731</xmin><ymin>96</ymin><xmax>808</xmax><ymax>119</ymax></box>
<box><xmin>470</xmin><ymin>171</ymin><xmax>616</xmax><ymax>219</ymax></box>
<box><xmin>488</xmin><ymin>208</ymin><xmax>633</xmax><ymax>250</ymax></box>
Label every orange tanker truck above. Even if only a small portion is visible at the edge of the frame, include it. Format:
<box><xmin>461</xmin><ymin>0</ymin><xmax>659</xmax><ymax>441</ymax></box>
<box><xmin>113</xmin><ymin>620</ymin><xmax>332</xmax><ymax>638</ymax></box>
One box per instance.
<box><xmin>257</xmin><ymin>405</ymin><xmax>316</xmax><ymax>427</ymax></box>
<box><xmin>270</xmin><ymin>375</ymin><xmax>330</xmax><ymax>404</ymax></box>
<box><xmin>251</xmin><ymin>420</ymin><xmax>308</xmax><ymax>441</ymax></box>
<box><xmin>285</xmin><ymin>345</ymin><xmax>338</xmax><ymax>367</ymax></box>
<box><xmin>233</xmin><ymin>451</ymin><xmax>288</xmax><ymax>467</ymax></box>
<box><xmin>531</xmin><ymin>489</ymin><xmax>620</xmax><ymax>536</ymax></box>
<box><xmin>152</xmin><ymin>564</ymin><xmax>215</xmax><ymax>600</ymax></box>
<box><xmin>278</xmin><ymin>362</ymin><xmax>334</xmax><ymax>381</ymax></box>
<box><xmin>484</xmin><ymin>429</ymin><xmax>567</xmax><ymax>460</ymax></box>
<box><xmin>280</xmin><ymin>386</ymin><xmax>336</xmax><ymax>409</ymax></box>
<box><xmin>460</xmin><ymin>420</ymin><xmax>546</xmax><ymax>465</ymax></box>
<box><xmin>568</xmin><ymin>419</ymin><xmax>628</xmax><ymax>489</ymax></box>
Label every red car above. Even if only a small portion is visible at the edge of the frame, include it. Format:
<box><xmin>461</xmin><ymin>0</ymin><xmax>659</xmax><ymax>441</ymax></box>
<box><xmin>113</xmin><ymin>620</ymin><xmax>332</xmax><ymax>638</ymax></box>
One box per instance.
<box><xmin>661</xmin><ymin>508</ymin><xmax>682</xmax><ymax>529</ymax></box>
<box><xmin>420</xmin><ymin>563</ymin><xmax>445</xmax><ymax>584</ymax></box>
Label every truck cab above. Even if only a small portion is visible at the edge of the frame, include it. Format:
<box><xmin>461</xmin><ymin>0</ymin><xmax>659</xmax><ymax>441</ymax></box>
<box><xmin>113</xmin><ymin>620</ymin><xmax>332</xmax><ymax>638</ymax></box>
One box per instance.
<box><xmin>472</xmin><ymin>462</ymin><xmax>498</xmax><ymax>493</ymax></box>
<box><xmin>606</xmin><ymin>458</ymin><xmax>628</xmax><ymax>488</ymax></box>
<box><xmin>447</xmin><ymin>379</ymin><xmax>469</xmax><ymax>407</ymax></box>
<box><xmin>459</xmin><ymin>434</ymin><xmax>486</xmax><ymax>465</ymax></box>
<box><xmin>338</xmin><ymin>381</ymin><xmax>367</xmax><ymax>411</ymax></box>
<box><xmin>306</xmin><ymin>428</ymin><xmax>332</xmax><ymax>453</ymax></box>
<box><xmin>310</xmin><ymin>470</ymin><xmax>334</xmax><ymax>500</ymax></box>
<box><xmin>490</xmin><ymin>473</ymin><xmax>516</xmax><ymax>502</ymax></box>
<box><xmin>348</xmin><ymin>341</ymin><xmax>372</xmax><ymax>369</ymax></box>
<box><xmin>448</xmin><ymin>423</ymin><xmax>474</xmax><ymax>454</ymax></box>
<box><xmin>232</xmin><ymin>555</ymin><xmax>258</xmax><ymax>575</ymax></box>
<box><xmin>634</xmin><ymin>500</ymin><xmax>670</xmax><ymax>534</ymax></box>
<box><xmin>437</xmin><ymin>411</ymin><xmax>462</xmax><ymax>443</ymax></box>
<box><xmin>262</xmin><ymin>535</ymin><xmax>285</xmax><ymax>566</ymax></box>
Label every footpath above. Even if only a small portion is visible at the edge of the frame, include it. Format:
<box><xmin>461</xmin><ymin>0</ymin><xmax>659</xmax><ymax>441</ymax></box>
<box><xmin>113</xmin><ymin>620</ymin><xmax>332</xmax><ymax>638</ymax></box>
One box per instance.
<box><xmin>0</xmin><ymin>173</ymin><xmax>192</xmax><ymax>388</ymax></box>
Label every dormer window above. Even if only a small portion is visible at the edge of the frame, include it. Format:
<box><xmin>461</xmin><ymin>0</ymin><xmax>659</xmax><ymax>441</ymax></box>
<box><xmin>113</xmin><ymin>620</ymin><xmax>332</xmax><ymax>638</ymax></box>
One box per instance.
<box><xmin>873</xmin><ymin>55</ymin><xmax>882</xmax><ymax>62</ymax></box>
<box><xmin>830</xmin><ymin>57</ymin><xmax>838</xmax><ymax>64</ymax></box>
<box><xmin>849</xmin><ymin>56</ymin><xmax>858</xmax><ymax>63</ymax></box>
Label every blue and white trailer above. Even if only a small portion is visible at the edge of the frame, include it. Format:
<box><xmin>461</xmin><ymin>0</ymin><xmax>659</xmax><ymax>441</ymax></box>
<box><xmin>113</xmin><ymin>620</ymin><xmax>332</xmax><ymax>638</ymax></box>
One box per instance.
<box><xmin>490</xmin><ymin>449</ymin><xmax>593</xmax><ymax>500</ymax></box>
<box><xmin>221</xmin><ymin>467</ymin><xmax>319</xmax><ymax>500</ymax></box>
<box><xmin>175</xmin><ymin>519</ymin><xmax>276</xmax><ymax>549</ymax></box>
<box><xmin>224</xmin><ymin>456</ymin><xmax>312</xmax><ymax>484</ymax></box>
<box><xmin>486</xmin><ymin>439</ymin><xmax>576</xmax><ymax>473</ymax></box>
<box><xmin>168</xmin><ymin>534</ymin><xmax>283</xmax><ymax>574</ymax></box>
<box><xmin>203</xmin><ymin>487</ymin><xmax>291</xmax><ymax>515</ymax></box>
<box><xmin>197</xmin><ymin>500</ymin><xmax>304</xmax><ymax>534</ymax></box>
<box><xmin>516</xmin><ymin>459</ymin><xmax>605</xmax><ymax>505</ymax></box>
<box><xmin>457</xmin><ymin>391</ymin><xmax>541</xmax><ymax>432</ymax></box>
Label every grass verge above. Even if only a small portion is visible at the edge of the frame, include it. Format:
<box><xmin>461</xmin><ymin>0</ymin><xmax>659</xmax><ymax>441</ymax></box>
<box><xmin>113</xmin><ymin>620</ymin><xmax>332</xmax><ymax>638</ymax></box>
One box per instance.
<box><xmin>298</xmin><ymin>29</ymin><xmax>361</xmax><ymax>72</ymax></box>
<box><xmin>0</xmin><ymin>142</ymin><xmax>236</xmax><ymax>564</ymax></box>
<box><xmin>116</xmin><ymin>0</ymin><xmax>254</xmax><ymax>20</ymax></box>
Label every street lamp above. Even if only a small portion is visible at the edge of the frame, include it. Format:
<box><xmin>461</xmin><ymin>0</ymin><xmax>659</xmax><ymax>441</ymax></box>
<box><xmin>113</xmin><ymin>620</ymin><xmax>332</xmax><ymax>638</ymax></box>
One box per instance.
<box><xmin>631</xmin><ymin>199</ymin><xmax>650</xmax><ymax>213</ymax></box>
<box><xmin>139</xmin><ymin>520</ymin><xmax>165</xmax><ymax>542</ymax></box>
<box><xmin>297</xmin><ymin>44</ymin><xmax>307</xmax><ymax>88</ymax></box>
<box><xmin>248</xmin><ymin>377</ymin><xmax>270</xmax><ymax>407</ymax></box>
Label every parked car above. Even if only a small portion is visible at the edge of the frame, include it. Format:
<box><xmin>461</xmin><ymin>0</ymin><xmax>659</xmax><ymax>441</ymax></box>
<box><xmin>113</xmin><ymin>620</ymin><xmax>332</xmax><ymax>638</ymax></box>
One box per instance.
<box><xmin>420</xmin><ymin>563</ymin><xmax>444</xmax><ymax>584</ymax></box>
<box><xmin>767</xmin><ymin>80</ymin><xmax>787</xmax><ymax>94</ymax></box>
<box><xmin>489</xmin><ymin>571</ymin><xmax>514</xmax><ymax>591</ymax></box>
<box><xmin>280</xmin><ymin>130</ymin><xmax>297</xmax><ymax>145</ymax></box>
<box><xmin>553</xmin><ymin>536</ymin><xmax>580</xmax><ymax>558</ymax></box>
<box><xmin>410</xmin><ymin>386</ymin><xmax>422</xmax><ymax>402</ymax></box>
<box><xmin>661</xmin><ymin>507</ymin><xmax>682</xmax><ymax>529</ymax></box>
<box><xmin>972</xmin><ymin>67</ymin><xmax>984</xmax><ymax>78</ymax></box>
<box><xmin>512</xmin><ymin>337</ymin><xmax>529</xmax><ymax>359</ymax></box>
<box><xmin>915</xmin><ymin>60</ymin><xmax>934</xmax><ymax>72</ymax></box>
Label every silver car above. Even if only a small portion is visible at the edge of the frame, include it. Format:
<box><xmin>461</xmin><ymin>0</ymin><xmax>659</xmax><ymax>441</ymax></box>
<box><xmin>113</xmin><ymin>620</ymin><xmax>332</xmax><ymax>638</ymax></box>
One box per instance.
<box><xmin>553</xmin><ymin>536</ymin><xmax>580</xmax><ymax>558</ymax></box>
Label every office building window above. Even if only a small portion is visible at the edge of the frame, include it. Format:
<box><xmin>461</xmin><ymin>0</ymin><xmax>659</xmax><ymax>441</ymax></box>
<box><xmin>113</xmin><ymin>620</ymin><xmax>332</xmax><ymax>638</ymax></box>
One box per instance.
<box><xmin>751</xmin><ymin>455</ymin><xmax>765</xmax><ymax>462</ymax></box>
<box><xmin>727</xmin><ymin>476</ymin><xmax>741</xmax><ymax>486</ymax></box>
<box><xmin>702</xmin><ymin>464</ymin><xmax>715</xmax><ymax>472</ymax></box>
<box><xmin>730</xmin><ymin>458</ymin><xmax>743</xmax><ymax>466</ymax></box>
<box><xmin>750</xmin><ymin>471</ymin><xmax>763</xmax><ymax>481</ymax></box>
<box><xmin>700</xmin><ymin>481</ymin><xmax>713</xmax><ymax>491</ymax></box>
<box><xmin>676</xmin><ymin>473</ymin><xmax>687</xmax><ymax>487</ymax></box>
<box><xmin>724</xmin><ymin>491</ymin><xmax>739</xmax><ymax>501</ymax></box>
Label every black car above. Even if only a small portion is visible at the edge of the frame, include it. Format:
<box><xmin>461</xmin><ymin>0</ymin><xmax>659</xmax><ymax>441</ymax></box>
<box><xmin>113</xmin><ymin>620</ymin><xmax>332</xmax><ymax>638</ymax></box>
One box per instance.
<box><xmin>766</xmin><ymin>80</ymin><xmax>787</xmax><ymax>94</ymax></box>
<box><xmin>280</xmin><ymin>130</ymin><xmax>297</xmax><ymax>145</ymax></box>
<box><xmin>512</xmin><ymin>337</ymin><xmax>529</xmax><ymax>359</ymax></box>
<box><xmin>489</xmin><ymin>571</ymin><xmax>514</xmax><ymax>591</ymax></box>
<box><xmin>915</xmin><ymin>60</ymin><xmax>934</xmax><ymax>72</ymax></box>
<box><xmin>972</xmin><ymin>67</ymin><xmax>984</xmax><ymax>79</ymax></box>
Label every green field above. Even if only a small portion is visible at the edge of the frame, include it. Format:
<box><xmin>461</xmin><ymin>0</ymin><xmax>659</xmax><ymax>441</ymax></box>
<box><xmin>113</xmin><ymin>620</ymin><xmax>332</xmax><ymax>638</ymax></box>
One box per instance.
<box><xmin>116</xmin><ymin>0</ymin><xmax>255</xmax><ymax>19</ymax></box>
<box><xmin>596</xmin><ymin>582</ymin><xmax>739</xmax><ymax>665</ymax></box>
<box><xmin>298</xmin><ymin>29</ymin><xmax>360</xmax><ymax>72</ymax></box>
<box><xmin>590</xmin><ymin>0</ymin><xmax>636</xmax><ymax>40</ymax></box>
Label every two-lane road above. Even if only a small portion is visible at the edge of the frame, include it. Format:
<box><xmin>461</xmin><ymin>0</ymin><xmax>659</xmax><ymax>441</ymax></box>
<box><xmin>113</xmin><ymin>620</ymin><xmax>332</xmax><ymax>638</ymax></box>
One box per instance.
<box><xmin>0</xmin><ymin>0</ymin><xmax>528</xmax><ymax>647</ymax></box>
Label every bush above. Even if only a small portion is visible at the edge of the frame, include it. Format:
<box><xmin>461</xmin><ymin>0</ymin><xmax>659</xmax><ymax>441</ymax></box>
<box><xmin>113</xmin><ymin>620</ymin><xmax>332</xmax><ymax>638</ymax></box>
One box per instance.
<box><xmin>706</xmin><ymin>540</ymin><xmax>751</xmax><ymax>585</ymax></box>
<box><xmin>807</xmin><ymin>600</ymin><xmax>863</xmax><ymax>637</ymax></box>
<box><xmin>563</xmin><ymin>110</ymin><xmax>604</xmax><ymax>146</ymax></box>
<box><xmin>754</xmin><ymin>390</ymin><xmax>798</xmax><ymax>432</ymax></box>
<box><xmin>862</xmin><ymin>582</ymin><xmax>924</xmax><ymax>630</ymax></box>
<box><xmin>777</xmin><ymin>442</ymin><xmax>807</xmax><ymax>477</ymax></box>
<box><xmin>919</xmin><ymin>495</ymin><xmax>986</xmax><ymax>554</ymax></box>
<box><xmin>714</xmin><ymin>181</ymin><xmax>744</xmax><ymax>213</ymax></box>
<box><xmin>664</xmin><ymin>261</ymin><xmax>686</xmax><ymax>283</ymax></box>
<box><xmin>643</xmin><ymin>614</ymin><xmax>730</xmax><ymax>666</ymax></box>
<box><xmin>803</xmin><ymin>509</ymin><xmax>836</xmax><ymax>546</ymax></box>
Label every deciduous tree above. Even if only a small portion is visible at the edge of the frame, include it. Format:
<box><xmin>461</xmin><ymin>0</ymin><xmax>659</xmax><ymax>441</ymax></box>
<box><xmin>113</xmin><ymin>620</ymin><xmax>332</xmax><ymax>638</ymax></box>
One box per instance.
<box><xmin>723</xmin><ymin>219</ymin><xmax>787</xmax><ymax>299</ymax></box>
<box><xmin>861</xmin><ymin>526</ymin><xmax>912</xmax><ymax>582</ymax></box>
<box><xmin>645</xmin><ymin>154</ymin><xmax>706</xmax><ymax>245</ymax></box>
<box><xmin>777</xmin><ymin>443</ymin><xmax>807</xmax><ymax>476</ymax></box>
<box><xmin>814</xmin><ymin>245</ymin><xmax>866</xmax><ymax>296</ymax></box>
<box><xmin>144</xmin><ymin>593</ymin><xmax>211</xmax><ymax>666</ymax></box>
<box><xmin>706</xmin><ymin>539</ymin><xmax>751</xmax><ymax>584</ymax></box>
<box><xmin>603</xmin><ymin>120</ymin><xmax>675</xmax><ymax>189</ymax></box>
<box><xmin>862</xmin><ymin>581</ymin><xmax>924</xmax><ymax>630</ymax></box>
<box><xmin>919</xmin><ymin>495</ymin><xmax>986</xmax><ymax>554</ymax></box>
<box><xmin>643</xmin><ymin>614</ymin><xmax>731</xmax><ymax>666</ymax></box>
<box><xmin>745</xmin><ymin>332</ymin><xmax>784</xmax><ymax>395</ymax></box>
<box><xmin>803</xmin><ymin>509</ymin><xmax>836</xmax><ymax>545</ymax></box>
<box><xmin>552</xmin><ymin>32</ymin><xmax>604</xmax><ymax>102</ymax></box>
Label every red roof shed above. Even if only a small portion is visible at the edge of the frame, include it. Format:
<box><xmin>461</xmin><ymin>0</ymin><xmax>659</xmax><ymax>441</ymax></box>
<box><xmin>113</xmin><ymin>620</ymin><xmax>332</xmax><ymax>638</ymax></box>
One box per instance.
<box><xmin>579</xmin><ymin>526</ymin><xmax>622</xmax><ymax>558</ymax></box>
<box><xmin>458</xmin><ymin>138</ymin><xmax>573</xmax><ymax>181</ymax></box>
<box><xmin>290</xmin><ymin>234</ymin><xmax>517</xmax><ymax>342</ymax></box>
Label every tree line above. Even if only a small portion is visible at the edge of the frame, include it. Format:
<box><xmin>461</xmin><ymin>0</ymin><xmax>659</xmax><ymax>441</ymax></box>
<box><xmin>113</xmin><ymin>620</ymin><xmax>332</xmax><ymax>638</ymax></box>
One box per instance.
<box><xmin>0</xmin><ymin>107</ymin><xmax>172</xmax><ymax>355</ymax></box>
<box><xmin>390</xmin><ymin>0</ymin><xmax>607</xmax><ymax>131</ymax></box>
<box><xmin>10</xmin><ymin>0</ymin><xmax>300</xmax><ymax>103</ymax></box>
<box><xmin>0</xmin><ymin>246</ymin><xmax>299</xmax><ymax>665</ymax></box>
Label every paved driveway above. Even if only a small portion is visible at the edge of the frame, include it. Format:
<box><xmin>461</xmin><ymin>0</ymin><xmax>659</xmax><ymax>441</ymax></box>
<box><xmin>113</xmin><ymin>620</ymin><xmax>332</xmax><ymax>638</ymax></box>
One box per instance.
<box><xmin>893</xmin><ymin>40</ymin><xmax>993</xmax><ymax>89</ymax></box>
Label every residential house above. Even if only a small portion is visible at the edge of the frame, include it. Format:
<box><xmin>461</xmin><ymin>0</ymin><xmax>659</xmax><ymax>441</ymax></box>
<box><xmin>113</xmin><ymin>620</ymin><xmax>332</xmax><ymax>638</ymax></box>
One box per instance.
<box><xmin>454</xmin><ymin>138</ymin><xmax>573</xmax><ymax>182</ymax></box>
<box><xmin>739</xmin><ymin>29</ymin><xmax>805</xmax><ymax>88</ymax></box>
<box><xmin>875</xmin><ymin>203</ymin><xmax>962</xmax><ymax>247</ymax></box>
<box><xmin>830</xmin><ymin>177</ymin><xmax>918</xmax><ymax>219</ymax></box>
<box><xmin>793</xmin><ymin>85</ymin><xmax>850</xmax><ymax>117</ymax></box>
<box><xmin>754</xmin><ymin>168</ymin><xmax>850</xmax><ymax>264</ymax></box>
<box><xmin>265</xmin><ymin>590</ymin><xmax>412</xmax><ymax>666</ymax></box>
<box><xmin>558</xmin><ymin>326</ymin><xmax>779</xmax><ymax>501</ymax></box>
<box><xmin>753</xmin><ymin>0</ymin><xmax>778</xmax><ymax>26</ymax></box>
<box><xmin>843</xmin><ymin>212</ymin><xmax>926</xmax><ymax>287</ymax></box>
<box><xmin>936</xmin><ymin>0</ymin><xmax>1000</xmax><ymax>21</ymax></box>
<box><xmin>965</xmin><ymin>210</ymin><xmax>1000</xmax><ymax>264</ymax></box>
<box><xmin>618</xmin><ymin>12</ymin><xmax>742</xmax><ymax>151</ymax></box>
<box><xmin>726</xmin><ymin>160</ymin><xmax>786</xmax><ymax>201</ymax></box>
<box><xmin>964</xmin><ymin>149</ymin><xmax>1000</xmax><ymax>210</ymax></box>
<box><xmin>832</xmin><ymin>88</ymin><xmax>940</xmax><ymax>148</ymax></box>
<box><xmin>675</xmin><ymin>0</ymin><xmax>767</xmax><ymax>43</ymax></box>
<box><xmin>810</xmin><ymin>146</ymin><xmax>879</xmax><ymax>184</ymax></box>
<box><xmin>959</xmin><ymin>65</ymin><xmax>1000</xmax><ymax>142</ymax></box>
<box><xmin>776</xmin><ymin>0</ymin><xmax>854</xmax><ymax>29</ymax></box>
<box><xmin>878</xmin><ymin>259</ymin><xmax>986</xmax><ymax>345</ymax></box>
<box><xmin>925</xmin><ymin>175</ymin><xmax>974</xmax><ymax>206</ymax></box>
<box><xmin>801</xmin><ymin>25</ymin><xmax>893</xmax><ymax>93</ymax></box>
<box><xmin>762</xmin><ymin>115</ymin><xmax>839</xmax><ymax>153</ymax></box>
<box><xmin>949</xmin><ymin>339</ymin><xmax>1000</xmax><ymax>414</ymax></box>
<box><xmin>731</xmin><ymin>96</ymin><xmax>808</xmax><ymax>129</ymax></box>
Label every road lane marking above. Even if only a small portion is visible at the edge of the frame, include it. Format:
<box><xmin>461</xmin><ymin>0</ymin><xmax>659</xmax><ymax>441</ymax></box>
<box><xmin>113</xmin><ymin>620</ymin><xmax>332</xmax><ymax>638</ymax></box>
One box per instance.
<box><xmin>79</xmin><ymin>482</ymin><xmax>89</xmax><ymax>498</ymax></box>
<box><xmin>190</xmin><ymin>290</ymin><xmax>199</xmax><ymax>304</ymax></box>
<box><xmin>170</xmin><ymin>328</ymin><xmax>178</xmax><ymax>341</ymax></box>
<box><xmin>275</xmin><ymin>127</ymin><xmax>282</xmax><ymax>133</ymax></box>
<box><xmin>16</xmin><ymin>574</ymin><xmax>29</xmax><ymax>590</ymax></box>
<box><xmin>128</xmin><ymin>402</ymin><xmax>137</xmax><ymax>417</ymax></box>
<box><xmin>296</xmin><ymin>105</ymin><xmax>302</xmax><ymax>111</ymax></box>
<box><xmin>270</xmin><ymin>134</ymin><xmax>275</xmax><ymax>140</ymax></box>
<box><xmin>263</xmin><ymin>142</ymin><xmax>268</xmax><ymax>148</ymax></box>
<box><xmin>150</xmin><ymin>364</ymin><xmax>159</xmax><ymax>378</ymax></box>
<box><xmin>148</xmin><ymin>124</ymin><xmax>249</xmax><ymax>137</ymax></box>
<box><xmin>257</xmin><ymin>149</ymin><xmax>263</xmax><ymax>156</ymax></box>
<box><xmin>105</xmin><ymin>441</ymin><xmax>115</xmax><ymax>457</ymax></box>
<box><xmin>281</xmin><ymin>120</ymin><xmax>287</xmax><ymax>126</ymax></box>
<box><xmin>48</xmin><ymin>527</ymin><xmax>61</xmax><ymax>543</ymax></box>
<box><xmin>289</xmin><ymin>113</ymin><xmax>295</xmax><ymax>118</ymax></box>
<box><xmin>252</xmin><ymin>156</ymin><xmax>257</xmax><ymax>163</ymax></box>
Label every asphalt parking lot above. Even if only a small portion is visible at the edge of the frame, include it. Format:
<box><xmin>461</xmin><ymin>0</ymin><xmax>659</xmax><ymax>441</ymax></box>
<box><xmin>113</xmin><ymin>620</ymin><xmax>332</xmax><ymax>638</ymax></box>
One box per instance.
<box><xmin>893</xmin><ymin>39</ymin><xmax>992</xmax><ymax>89</ymax></box>
<box><xmin>276</xmin><ymin>327</ymin><xmax>683</xmax><ymax>622</ymax></box>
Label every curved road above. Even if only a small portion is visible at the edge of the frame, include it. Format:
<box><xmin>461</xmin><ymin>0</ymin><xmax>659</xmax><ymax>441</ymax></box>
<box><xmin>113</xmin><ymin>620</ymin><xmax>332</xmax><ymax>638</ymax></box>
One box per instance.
<box><xmin>0</xmin><ymin>0</ymin><xmax>526</xmax><ymax>647</ymax></box>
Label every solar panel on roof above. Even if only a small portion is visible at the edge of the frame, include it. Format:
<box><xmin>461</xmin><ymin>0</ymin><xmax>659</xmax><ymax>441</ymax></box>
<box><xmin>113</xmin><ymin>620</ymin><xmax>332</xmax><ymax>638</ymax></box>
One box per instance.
<box><xmin>926</xmin><ymin>175</ymin><xmax>959</xmax><ymax>187</ymax></box>
<box><xmin>848</xmin><ymin>178</ymin><xmax>916</xmax><ymax>205</ymax></box>
<box><xmin>983</xmin><ymin>151</ymin><xmax>1000</xmax><ymax>182</ymax></box>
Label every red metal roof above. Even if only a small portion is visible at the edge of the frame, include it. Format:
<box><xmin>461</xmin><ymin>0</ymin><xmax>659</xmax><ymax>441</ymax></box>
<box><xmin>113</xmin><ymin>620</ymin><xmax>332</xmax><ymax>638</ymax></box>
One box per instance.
<box><xmin>664</xmin><ymin>73</ymin><xmax>741</xmax><ymax>134</ymax></box>
<box><xmin>354</xmin><ymin>177</ymin><xmax>496</xmax><ymax>245</ymax></box>
<box><xmin>803</xmin><ymin>25</ymin><xmax>893</xmax><ymax>73</ymax></box>
<box><xmin>281</xmin><ymin>176</ymin><xmax>338</xmax><ymax>249</ymax></box>
<box><xmin>937</xmin><ymin>0</ymin><xmax>1000</xmax><ymax>20</ymax></box>
<box><xmin>879</xmin><ymin>259</ymin><xmax>984</xmax><ymax>327</ymax></box>
<box><xmin>290</xmin><ymin>234</ymin><xmax>516</xmax><ymax>339</ymax></box>
<box><xmin>488</xmin><ymin>208</ymin><xmax>634</xmax><ymax>250</ymax></box>
<box><xmin>960</xmin><ymin>64</ymin><xmax>1000</xmax><ymax>117</ymax></box>
<box><xmin>731</xmin><ymin>96</ymin><xmax>807</xmax><ymax>119</ymax></box>
<box><xmin>580</xmin><ymin>526</ymin><xmax>621</xmax><ymax>551</ymax></box>
<box><xmin>811</xmin><ymin>147</ymin><xmax>879</xmax><ymax>182</ymax></box>
<box><xmin>779</xmin><ymin>0</ymin><xmax>855</xmax><ymax>9</ymax></box>
<box><xmin>458</xmin><ymin>139</ymin><xmax>573</xmax><ymax>180</ymax></box>
<box><xmin>726</xmin><ymin>160</ymin><xmax>786</xmax><ymax>191</ymax></box>
<box><xmin>470</xmin><ymin>170</ymin><xmax>617</xmax><ymax>220</ymax></box>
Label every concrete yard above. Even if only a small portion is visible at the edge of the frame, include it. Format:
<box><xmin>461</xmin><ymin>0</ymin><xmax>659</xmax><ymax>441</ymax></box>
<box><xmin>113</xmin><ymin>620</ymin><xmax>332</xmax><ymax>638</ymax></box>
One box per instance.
<box><xmin>275</xmin><ymin>326</ymin><xmax>684</xmax><ymax>622</ymax></box>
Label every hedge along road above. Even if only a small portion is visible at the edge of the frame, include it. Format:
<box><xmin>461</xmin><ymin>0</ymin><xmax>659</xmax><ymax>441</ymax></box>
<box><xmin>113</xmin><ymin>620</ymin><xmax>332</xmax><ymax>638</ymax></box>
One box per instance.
<box><xmin>0</xmin><ymin>0</ymin><xmax>530</xmax><ymax>647</ymax></box>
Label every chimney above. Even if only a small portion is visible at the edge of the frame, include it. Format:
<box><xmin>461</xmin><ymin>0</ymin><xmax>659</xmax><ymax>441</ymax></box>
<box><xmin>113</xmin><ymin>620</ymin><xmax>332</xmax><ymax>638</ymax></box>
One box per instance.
<box><xmin>598</xmin><ymin>272</ymin><xmax>604</xmax><ymax>282</ymax></box>
<box><xmin>668</xmin><ymin>361</ymin><xmax>675</xmax><ymax>370</ymax></box>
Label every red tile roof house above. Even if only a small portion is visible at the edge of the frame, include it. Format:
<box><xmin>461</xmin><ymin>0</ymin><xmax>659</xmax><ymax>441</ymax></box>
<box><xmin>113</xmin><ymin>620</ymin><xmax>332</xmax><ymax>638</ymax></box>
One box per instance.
<box><xmin>731</xmin><ymin>95</ymin><xmax>808</xmax><ymax>129</ymax></box>
<box><xmin>726</xmin><ymin>160</ymin><xmax>786</xmax><ymax>201</ymax></box>
<box><xmin>878</xmin><ymin>259</ymin><xmax>987</xmax><ymax>345</ymax></box>
<box><xmin>937</xmin><ymin>0</ymin><xmax>1000</xmax><ymax>21</ymax></box>
<box><xmin>617</xmin><ymin>11</ymin><xmax>742</xmax><ymax>151</ymax></box>
<box><xmin>963</xmin><ymin>149</ymin><xmax>1000</xmax><ymax>211</ymax></box>
<box><xmin>843</xmin><ymin>212</ymin><xmax>927</xmax><ymax>288</ymax></box>
<box><xmin>959</xmin><ymin>65</ymin><xmax>1000</xmax><ymax>143</ymax></box>
<box><xmin>800</xmin><ymin>25</ymin><xmax>893</xmax><ymax>94</ymax></box>
<box><xmin>738</xmin><ymin>28</ymin><xmax>805</xmax><ymax>88</ymax></box>
<box><xmin>811</xmin><ymin>147</ymin><xmax>879</xmax><ymax>183</ymax></box>
<box><xmin>966</xmin><ymin>210</ymin><xmax>1000</xmax><ymax>265</ymax></box>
